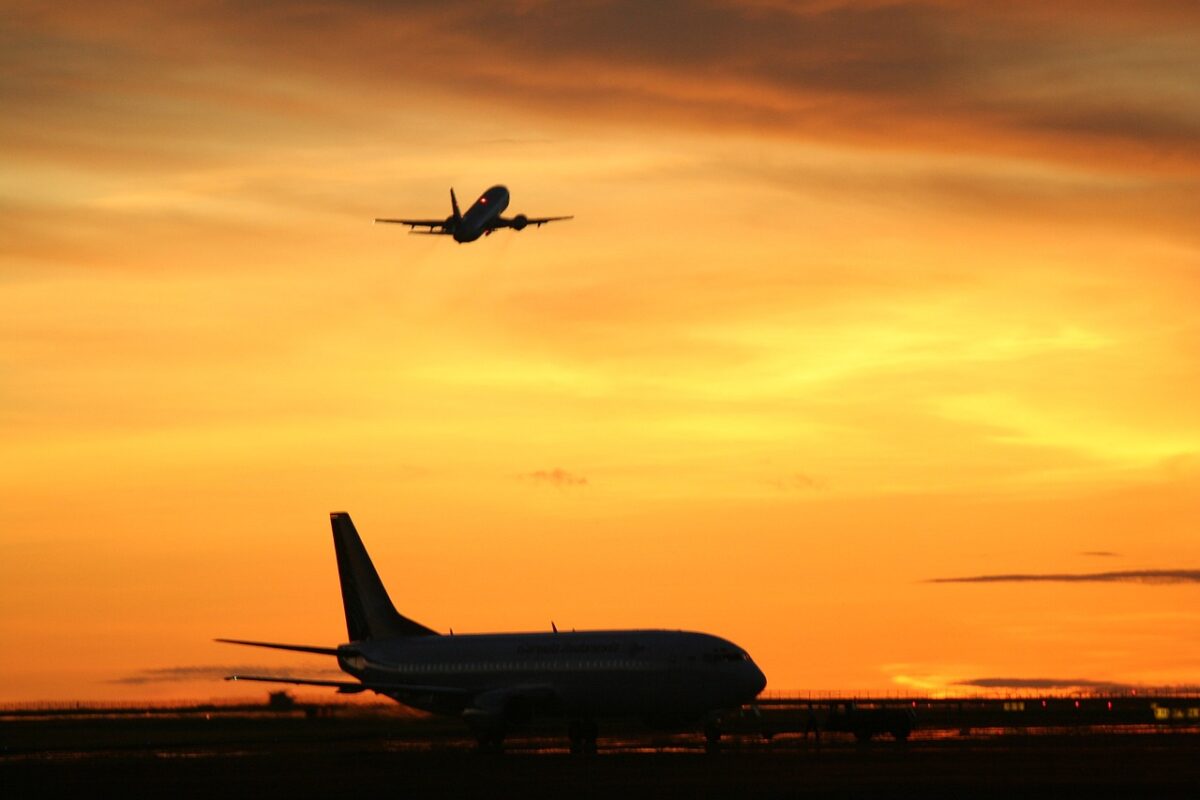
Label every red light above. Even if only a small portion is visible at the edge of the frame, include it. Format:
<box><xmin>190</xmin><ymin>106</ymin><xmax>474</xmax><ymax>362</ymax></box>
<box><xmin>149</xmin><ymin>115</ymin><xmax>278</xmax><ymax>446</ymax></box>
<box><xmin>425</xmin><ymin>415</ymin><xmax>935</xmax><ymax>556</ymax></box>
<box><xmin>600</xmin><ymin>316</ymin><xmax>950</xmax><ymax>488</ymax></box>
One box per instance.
<box><xmin>480</xmin><ymin>197</ymin><xmax>487</xmax><ymax>204</ymax></box>
<box><xmin>1107</xmin><ymin>701</ymin><xmax>1113</xmax><ymax>710</ymax></box>
<box><xmin>1074</xmin><ymin>700</ymin><xmax>1080</xmax><ymax>708</ymax></box>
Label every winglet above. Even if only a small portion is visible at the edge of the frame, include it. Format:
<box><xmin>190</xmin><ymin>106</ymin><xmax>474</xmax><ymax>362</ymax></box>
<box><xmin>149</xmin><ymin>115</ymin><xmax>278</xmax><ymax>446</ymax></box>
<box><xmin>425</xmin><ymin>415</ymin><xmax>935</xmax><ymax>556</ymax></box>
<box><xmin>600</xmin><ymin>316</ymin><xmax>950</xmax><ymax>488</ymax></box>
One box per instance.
<box><xmin>450</xmin><ymin>188</ymin><xmax>462</xmax><ymax>223</ymax></box>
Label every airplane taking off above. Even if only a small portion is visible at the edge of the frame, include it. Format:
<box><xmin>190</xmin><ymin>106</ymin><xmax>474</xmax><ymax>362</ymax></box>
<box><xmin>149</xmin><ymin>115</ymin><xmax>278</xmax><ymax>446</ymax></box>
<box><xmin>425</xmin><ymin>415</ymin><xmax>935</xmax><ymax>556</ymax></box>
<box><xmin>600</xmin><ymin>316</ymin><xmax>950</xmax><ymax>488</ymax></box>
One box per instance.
<box><xmin>219</xmin><ymin>512</ymin><xmax>766</xmax><ymax>753</ymax></box>
<box><xmin>375</xmin><ymin>185</ymin><xmax>572</xmax><ymax>243</ymax></box>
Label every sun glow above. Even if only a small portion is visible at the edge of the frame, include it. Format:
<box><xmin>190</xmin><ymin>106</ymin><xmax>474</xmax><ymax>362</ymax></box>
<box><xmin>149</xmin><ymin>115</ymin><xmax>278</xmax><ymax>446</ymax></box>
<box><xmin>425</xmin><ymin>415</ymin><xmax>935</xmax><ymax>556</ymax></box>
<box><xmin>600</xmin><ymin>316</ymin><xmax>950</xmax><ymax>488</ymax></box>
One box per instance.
<box><xmin>2</xmin><ymin>2</ymin><xmax>1198</xmax><ymax>703</ymax></box>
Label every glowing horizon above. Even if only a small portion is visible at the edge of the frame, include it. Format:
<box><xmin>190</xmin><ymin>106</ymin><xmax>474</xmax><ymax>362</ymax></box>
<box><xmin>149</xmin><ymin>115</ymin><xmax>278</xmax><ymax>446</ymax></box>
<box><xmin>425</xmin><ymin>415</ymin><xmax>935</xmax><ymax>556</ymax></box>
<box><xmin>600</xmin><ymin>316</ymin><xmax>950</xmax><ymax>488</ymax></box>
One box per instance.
<box><xmin>2</xmin><ymin>1</ymin><xmax>1198</xmax><ymax>703</ymax></box>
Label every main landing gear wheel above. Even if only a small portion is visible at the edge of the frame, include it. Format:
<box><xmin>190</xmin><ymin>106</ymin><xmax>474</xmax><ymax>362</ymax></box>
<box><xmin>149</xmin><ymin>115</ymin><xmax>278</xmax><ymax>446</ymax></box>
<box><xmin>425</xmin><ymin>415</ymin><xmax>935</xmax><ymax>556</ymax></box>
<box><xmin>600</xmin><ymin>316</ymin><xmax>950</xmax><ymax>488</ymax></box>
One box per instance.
<box><xmin>474</xmin><ymin>730</ymin><xmax>505</xmax><ymax>754</ymax></box>
<box><xmin>568</xmin><ymin>719</ymin><xmax>599</xmax><ymax>755</ymax></box>
<box><xmin>704</xmin><ymin>725</ymin><xmax>722</xmax><ymax>755</ymax></box>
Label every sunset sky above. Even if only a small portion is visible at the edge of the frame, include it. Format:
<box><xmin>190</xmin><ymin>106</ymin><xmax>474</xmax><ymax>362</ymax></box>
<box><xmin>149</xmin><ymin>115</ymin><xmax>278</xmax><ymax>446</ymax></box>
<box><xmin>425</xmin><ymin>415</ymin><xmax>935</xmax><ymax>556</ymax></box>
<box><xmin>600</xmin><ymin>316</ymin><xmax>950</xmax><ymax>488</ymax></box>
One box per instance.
<box><xmin>2</xmin><ymin>1</ymin><xmax>1199</xmax><ymax>703</ymax></box>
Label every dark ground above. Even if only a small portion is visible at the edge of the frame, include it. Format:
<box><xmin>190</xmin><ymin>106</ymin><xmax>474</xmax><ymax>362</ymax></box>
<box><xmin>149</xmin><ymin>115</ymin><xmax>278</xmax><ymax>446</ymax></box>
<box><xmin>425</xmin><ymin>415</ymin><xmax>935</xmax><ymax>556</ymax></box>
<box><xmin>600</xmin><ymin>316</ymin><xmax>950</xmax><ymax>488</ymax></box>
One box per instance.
<box><xmin>4</xmin><ymin>713</ymin><xmax>1200</xmax><ymax>799</ymax></box>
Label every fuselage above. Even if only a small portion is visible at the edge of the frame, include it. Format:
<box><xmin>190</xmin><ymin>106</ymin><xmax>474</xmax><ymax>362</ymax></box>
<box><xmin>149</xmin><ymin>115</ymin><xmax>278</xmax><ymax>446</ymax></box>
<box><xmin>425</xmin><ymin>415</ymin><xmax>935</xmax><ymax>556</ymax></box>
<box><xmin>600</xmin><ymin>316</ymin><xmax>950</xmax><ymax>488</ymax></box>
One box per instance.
<box><xmin>338</xmin><ymin>628</ymin><xmax>766</xmax><ymax>721</ymax></box>
<box><xmin>455</xmin><ymin>185</ymin><xmax>510</xmax><ymax>243</ymax></box>
<box><xmin>222</xmin><ymin>512</ymin><xmax>765</xmax><ymax>749</ymax></box>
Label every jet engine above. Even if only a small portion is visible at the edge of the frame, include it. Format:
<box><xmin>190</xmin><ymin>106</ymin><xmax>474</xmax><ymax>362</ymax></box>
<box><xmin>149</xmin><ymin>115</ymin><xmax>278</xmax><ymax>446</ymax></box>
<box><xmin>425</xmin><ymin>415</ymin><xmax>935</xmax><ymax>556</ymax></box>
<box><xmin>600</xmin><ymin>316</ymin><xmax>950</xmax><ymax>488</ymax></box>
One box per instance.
<box><xmin>510</xmin><ymin>214</ymin><xmax>528</xmax><ymax>231</ymax></box>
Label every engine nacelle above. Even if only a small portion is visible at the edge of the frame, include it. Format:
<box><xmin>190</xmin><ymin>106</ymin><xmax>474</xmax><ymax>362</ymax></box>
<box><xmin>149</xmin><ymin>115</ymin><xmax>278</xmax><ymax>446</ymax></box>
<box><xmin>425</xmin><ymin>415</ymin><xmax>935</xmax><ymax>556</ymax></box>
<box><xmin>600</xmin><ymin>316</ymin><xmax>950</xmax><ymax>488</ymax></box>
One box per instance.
<box><xmin>510</xmin><ymin>214</ymin><xmax>528</xmax><ymax>231</ymax></box>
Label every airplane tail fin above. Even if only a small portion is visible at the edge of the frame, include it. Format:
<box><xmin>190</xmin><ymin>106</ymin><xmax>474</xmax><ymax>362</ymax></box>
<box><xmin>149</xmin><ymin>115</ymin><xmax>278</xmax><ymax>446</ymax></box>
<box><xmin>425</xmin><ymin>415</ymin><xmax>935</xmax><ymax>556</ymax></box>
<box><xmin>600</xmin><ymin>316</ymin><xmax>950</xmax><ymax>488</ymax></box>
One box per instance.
<box><xmin>450</xmin><ymin>188</ymin><xmax>462</xmax><ymax>223</ymax></box>
<box><xmin>330</xmin><ymin>512</ymin><xmax>438</xmax><ymax>641</ymax></box>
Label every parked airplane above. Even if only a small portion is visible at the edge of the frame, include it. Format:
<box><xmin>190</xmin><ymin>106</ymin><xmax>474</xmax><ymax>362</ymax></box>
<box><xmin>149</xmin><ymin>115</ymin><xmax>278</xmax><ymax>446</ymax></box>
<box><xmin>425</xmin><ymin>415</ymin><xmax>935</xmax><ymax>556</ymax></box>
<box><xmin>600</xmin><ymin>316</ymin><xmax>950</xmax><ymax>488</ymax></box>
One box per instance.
<box><xmin>375</xmin><ymin>185</ymin><xmax>572</xmax><ymax>243</ymax></box>
<box><xmin>219</xmin><ymin>512</ymin><xmax>766</xmax><ymax>752</ymax></box>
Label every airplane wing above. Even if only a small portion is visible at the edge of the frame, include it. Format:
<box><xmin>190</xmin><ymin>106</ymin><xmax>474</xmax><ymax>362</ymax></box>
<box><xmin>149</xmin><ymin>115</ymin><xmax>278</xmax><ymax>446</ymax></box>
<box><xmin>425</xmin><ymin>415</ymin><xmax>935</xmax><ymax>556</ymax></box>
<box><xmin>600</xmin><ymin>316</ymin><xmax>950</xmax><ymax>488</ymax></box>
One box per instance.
<box><xmin>493</xmin><ymin>215</ymin><xmax>573</xmax><ymax>231</ymax></box>
<box><xmin>225</xmin><ymin>673</ymin><xmax>474</xmax><ymax>697</ymax></box>
<box><xmin>524</xmin><ymin>216</ymin><xmax>573</xmax><ymax>227</ymax></box>
<box><xmin>225</xmin><ymin>675</ymin><xmax>371</xmax><ymax>693</ymax></box>
<box><xmin>374</xmin><ymin>218</ymin><xmax>450</xmax><ymax>231</ymax></box>
<box><xmin>218</xmin><ymin>638</ymin><xmax>558</xmax><ymax>714</ymax></box>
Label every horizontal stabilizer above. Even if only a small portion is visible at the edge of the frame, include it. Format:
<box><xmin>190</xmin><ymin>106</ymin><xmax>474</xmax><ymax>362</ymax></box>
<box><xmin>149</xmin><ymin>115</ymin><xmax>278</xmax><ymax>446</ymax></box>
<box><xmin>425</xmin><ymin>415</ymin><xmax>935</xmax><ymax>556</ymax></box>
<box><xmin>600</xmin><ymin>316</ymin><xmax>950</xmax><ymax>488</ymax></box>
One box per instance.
<box><xmin>225</xmin><ymin>673</ymin><xmax>472</xmax><ymax>697</ymax></box>
<box><xmin>215</xmin><ymin>638</ymin><xmax>343</xmax><ymax>656</ymax></box>
<box><xmin>226</xmin><ymin>675</ymin><xmax>367</xmax><ymax>691</ymax></box>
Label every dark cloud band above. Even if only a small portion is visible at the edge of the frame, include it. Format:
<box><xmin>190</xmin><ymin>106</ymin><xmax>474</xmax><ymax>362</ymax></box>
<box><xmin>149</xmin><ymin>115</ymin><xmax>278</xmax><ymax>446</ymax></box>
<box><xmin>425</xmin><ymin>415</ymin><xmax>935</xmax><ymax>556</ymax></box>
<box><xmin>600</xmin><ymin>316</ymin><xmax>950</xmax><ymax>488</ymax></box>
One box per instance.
<box><xmin>955</xmin><ymin>677</ymin><xmax>1134</xmax><ymax>691</ymax></box>
<box><xmin>9</xmin><ymin>1</ymin><xmax>1199</xmax><ymax>175</ymax></box>
<box><xmin>929</xmin><ymin>569</ymin><xmax>1200</xmax><ymax>585</ymax></box>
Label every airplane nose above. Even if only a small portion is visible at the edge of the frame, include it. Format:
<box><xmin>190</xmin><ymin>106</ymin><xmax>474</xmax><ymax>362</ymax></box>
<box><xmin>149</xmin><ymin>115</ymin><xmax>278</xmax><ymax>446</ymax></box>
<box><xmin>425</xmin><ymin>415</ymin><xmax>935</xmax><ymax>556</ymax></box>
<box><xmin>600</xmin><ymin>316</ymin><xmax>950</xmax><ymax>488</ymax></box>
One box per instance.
<box><xmin>744</xmin><ymin>662</ymin><xmax>767</xmax><ymax>698</ymax></box>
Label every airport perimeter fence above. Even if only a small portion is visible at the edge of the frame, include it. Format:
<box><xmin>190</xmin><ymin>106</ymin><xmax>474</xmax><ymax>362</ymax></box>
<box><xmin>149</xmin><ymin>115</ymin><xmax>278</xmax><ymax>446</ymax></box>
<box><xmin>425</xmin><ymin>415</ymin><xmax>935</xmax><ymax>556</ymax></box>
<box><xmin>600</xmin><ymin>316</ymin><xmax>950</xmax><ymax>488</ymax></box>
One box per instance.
<box><xmin>6</xmin><ymin>687</ymin><xmax>1200</xmax><ymax>718</ymax></box>
<box><xmin>755</xmin><ymin>686</ymin><xmax>1200</xmax><ymax>702</ymax></box>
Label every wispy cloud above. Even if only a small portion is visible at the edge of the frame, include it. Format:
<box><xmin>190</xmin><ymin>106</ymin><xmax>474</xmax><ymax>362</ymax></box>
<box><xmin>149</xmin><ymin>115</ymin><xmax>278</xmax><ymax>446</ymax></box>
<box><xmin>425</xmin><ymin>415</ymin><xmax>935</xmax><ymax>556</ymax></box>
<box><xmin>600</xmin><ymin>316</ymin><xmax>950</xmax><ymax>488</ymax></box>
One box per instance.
<box><xmin>955</xmin><ymin>677</ymin><xmax>1135</xmax><ymax>691</ymax></box>
<box><xmin>767</xmin><ymin>472</ymin><xmax>825</xmax><ymax>492</ymax></box>
<box><xmin>110</xmin><ymin>664</ymin><xmax>343</xmax><ymax>685</ymax></box>
<box><xmin>521</xmin><ymin>468</ymin><xmax>588</xmax><ymax>488</ymax></box>
<box><xmin>8</xmin><ymin>2</ymin><xmax>1200</xmax><ymax>176</ymax></box>
<box><xmin>928</xmin><ymin>569</ymin><xmax>1200</xmax><ymax>585</ymax></box>
<box><xmin>1080</xmin><ymin>550</ymin><xmax>1120</xmax><ymax>558</ymax></box>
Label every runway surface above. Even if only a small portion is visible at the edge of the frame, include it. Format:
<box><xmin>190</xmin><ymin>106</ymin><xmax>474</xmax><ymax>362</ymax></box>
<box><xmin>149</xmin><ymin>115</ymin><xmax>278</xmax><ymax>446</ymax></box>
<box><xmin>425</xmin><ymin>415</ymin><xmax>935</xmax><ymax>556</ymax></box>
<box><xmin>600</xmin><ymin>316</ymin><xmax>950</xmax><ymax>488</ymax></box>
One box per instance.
<box><xmin>4</xmin><ymin>714</ymin><xmax>1200</xmax><ymax>798</ymax></box>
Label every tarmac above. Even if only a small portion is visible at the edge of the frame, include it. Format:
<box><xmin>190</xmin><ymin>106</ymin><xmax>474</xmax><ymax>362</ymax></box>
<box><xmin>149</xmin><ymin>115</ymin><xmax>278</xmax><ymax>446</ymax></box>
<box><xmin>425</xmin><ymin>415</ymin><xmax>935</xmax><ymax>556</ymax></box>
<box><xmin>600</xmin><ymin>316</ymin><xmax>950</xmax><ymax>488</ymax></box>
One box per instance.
<box><xmin>4</xmin><ymin>712</ymin><xmax>1200</xmax><ymax>798</ymax></box>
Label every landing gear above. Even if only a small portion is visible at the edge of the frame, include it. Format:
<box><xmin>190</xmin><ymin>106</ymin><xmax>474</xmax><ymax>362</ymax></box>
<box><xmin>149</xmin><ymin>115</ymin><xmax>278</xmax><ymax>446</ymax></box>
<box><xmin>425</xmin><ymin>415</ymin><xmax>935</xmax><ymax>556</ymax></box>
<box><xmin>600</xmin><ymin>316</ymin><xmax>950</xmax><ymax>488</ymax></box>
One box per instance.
<box><xmin>704</xmin><ymin>724</ymin><xmax>722</xmax><ymax>755</ymax></box>
<box><xmin>474</xmin><ymin>729</ymin><xmax>505</xmax><ymax>754</ymax></box>
<box><xmin>567</xmin><ymin>719</ymin><xmax>599</xmax><ymax>754</ymax></box>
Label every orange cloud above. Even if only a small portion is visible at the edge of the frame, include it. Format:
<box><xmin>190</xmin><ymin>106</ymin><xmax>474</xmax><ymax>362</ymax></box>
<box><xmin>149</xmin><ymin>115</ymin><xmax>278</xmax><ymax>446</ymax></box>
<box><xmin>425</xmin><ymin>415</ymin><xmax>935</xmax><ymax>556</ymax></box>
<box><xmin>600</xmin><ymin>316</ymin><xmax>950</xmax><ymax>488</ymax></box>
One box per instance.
<box><xmin>523</xmin><ymin>468</ymin><xmax>589</xmax><ymax>488</ymax></box>
<box><xmin>2</xmin><ymin>1</ymin><xmax>1198</xmax><ymax>704</ymax></box>
<box><xmin>7</xmin><ymin>1</ymin><xmax>1199</xmax><ymax>177</ymax></box>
